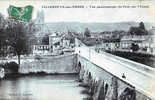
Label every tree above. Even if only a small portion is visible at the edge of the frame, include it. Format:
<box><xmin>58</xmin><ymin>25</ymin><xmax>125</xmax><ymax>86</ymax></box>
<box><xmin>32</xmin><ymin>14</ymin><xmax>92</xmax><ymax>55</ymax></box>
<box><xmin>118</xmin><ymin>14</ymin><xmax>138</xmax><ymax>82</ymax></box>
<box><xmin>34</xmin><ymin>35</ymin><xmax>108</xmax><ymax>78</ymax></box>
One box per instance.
<box><xmin>5</xmin><ymin>20</ymin><xmax>32</xmax><ymax>66</ymax></box>
<box><xmin>0</xmin><ymin>13</ymin><xmax>5</xmax><ymax>29</ymax></box>
<box><xmin>139</xmin><ymin>22</ymin><xmax>145</xmax><ymax>30</ymax></box>
<box><xmin>129</xmin><ymin>22</ymin><xmax>148</xmax><ymax>35</ymax></box>
<box><xmin>5</xmin><ymin>62</ymin><xmax>19</xmax><ymax>73</ymax></box>
<box><xmin>84</xmin><ymin>28</ymin><xmax>91</xmax><ymax>37</ymax></box>
<box><xmin>0</xmin><ymin>30</ymin><xmax>8</xmax><ymax>57</ymax></box>
<box><xmin>0</xmin><ymin>14</ymin><xmax>8</xmax><ymax>57</ymax></box>
<box><xmin>130</xmin><ymin>43</ymin><xmax>139</xmax><ymax>52</ymax></box>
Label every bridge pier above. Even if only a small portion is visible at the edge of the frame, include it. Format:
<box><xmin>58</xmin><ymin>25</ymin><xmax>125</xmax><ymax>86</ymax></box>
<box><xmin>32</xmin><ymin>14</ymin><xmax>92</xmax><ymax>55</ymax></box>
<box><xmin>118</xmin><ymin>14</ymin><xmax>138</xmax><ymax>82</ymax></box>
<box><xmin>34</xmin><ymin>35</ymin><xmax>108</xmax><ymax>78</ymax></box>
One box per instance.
<box><xmin>111</xmin><ymin>76</ymin><xmax>118</xmax><ymax>100</ymax></box>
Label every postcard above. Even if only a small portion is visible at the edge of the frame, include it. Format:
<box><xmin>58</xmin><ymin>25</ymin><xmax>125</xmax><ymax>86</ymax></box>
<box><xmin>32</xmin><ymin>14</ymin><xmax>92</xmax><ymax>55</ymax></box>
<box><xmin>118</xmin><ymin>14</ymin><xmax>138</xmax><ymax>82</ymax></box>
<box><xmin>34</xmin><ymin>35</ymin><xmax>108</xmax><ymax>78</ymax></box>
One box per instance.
<box><xmin>0</xmin><ymin>0</ymin><xmax>155</xmax><ymax>100</ymax></box>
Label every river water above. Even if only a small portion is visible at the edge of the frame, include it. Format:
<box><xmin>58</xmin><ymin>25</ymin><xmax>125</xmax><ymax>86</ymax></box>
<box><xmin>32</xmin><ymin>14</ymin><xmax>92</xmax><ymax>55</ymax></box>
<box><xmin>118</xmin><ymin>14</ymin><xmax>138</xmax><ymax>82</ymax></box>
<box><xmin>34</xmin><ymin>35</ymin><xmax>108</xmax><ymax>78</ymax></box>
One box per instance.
<box><xmin>0</xmin><ymin>74</ymin><xmax>89</xmax><ymax>100</ymax></box>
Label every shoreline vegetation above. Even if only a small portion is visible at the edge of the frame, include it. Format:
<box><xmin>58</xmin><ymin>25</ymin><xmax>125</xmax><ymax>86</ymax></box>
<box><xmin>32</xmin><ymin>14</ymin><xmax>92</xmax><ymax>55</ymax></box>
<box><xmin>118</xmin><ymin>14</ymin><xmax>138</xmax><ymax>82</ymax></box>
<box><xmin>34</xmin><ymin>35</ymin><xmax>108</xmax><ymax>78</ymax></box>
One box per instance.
<box><xmin>106</xmin><ymin>50</ymin><xmax>155</xmax><ymax>68</ymax></box>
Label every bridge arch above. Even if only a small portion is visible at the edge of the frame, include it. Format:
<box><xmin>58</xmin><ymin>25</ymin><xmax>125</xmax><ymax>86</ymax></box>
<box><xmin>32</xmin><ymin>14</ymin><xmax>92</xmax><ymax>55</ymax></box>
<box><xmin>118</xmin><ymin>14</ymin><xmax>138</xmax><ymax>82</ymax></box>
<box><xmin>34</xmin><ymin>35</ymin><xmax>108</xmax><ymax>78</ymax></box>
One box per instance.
<box><xmin>105</xmin><ymin>83</ymin><xmax>109</xmax><ymax>96</ymax></box>
<box><xmin>119</xmin><ymin>87</ymin><xmax>136</xmax><ymax>100</ymax></box>
<box><xmin>77</xmin><ymin>62</ymin><xmax>81</xmax><ymax>73</ymax></box>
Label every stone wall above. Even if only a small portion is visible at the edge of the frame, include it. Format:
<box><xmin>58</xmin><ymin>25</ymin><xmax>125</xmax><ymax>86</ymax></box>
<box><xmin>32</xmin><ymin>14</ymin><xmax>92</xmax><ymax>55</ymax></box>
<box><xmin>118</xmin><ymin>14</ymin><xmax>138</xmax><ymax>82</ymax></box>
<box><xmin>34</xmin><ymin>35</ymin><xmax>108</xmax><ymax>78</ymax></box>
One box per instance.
<box><xmin>77</xmin><ymin>55</ymin><xmax>151</xmax><ymax>100</ymax></box>
<box><xmin>19</xmin><ymin>54</ymin><xmax>78</xmax><ymax>74</ymax></box>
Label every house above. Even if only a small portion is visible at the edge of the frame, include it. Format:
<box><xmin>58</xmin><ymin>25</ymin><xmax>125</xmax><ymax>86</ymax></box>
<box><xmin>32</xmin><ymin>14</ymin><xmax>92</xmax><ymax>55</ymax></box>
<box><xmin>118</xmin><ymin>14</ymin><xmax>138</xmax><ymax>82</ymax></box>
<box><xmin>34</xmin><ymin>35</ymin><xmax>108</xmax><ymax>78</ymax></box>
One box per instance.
<box><xmin>32</xmin><ymin>45</ymin><xmax>50</xmax><ymax>55</ymax></box>
<box><xmin>100</xmin><ymin>31</ymin><xmax>113</xmax><ymax>39</ymax></box>
<box><xmin>30</xmin><ymin>35</ymin><xmax>50</xmax><ymax>55</ymax></box>
<box><xmin>49</xmin><ymin>32</ymin><xmax>64</xmax><ymax>54</ymax></box>
<box><xmin>120</xmin><ymin>35</ymin><xmax>153</xmax><ymax>53</ymax></box>
<box><xmin>101</xmin><ymin>39</ymin><xmax>120</xmax><ymax>51</ymax></box>
<box><xmin>147</xmin><ymin>28</ymin><xmax>155</xmax><ymax>55</ymax></box>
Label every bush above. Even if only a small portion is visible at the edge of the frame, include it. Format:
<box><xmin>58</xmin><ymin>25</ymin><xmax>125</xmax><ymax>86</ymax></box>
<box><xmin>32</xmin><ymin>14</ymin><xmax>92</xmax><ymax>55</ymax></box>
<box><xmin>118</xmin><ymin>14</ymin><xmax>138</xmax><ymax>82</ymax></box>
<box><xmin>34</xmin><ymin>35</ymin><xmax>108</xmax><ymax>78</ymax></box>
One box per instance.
<box><xmin>130</xmin><ymin>43</ymin><xmax>139</xmax><ymax>52</ymax></box>
<box><xmin>4</xmin><ymin>62</ymin><xmax>19</xmax><ymax>73</ymax></box>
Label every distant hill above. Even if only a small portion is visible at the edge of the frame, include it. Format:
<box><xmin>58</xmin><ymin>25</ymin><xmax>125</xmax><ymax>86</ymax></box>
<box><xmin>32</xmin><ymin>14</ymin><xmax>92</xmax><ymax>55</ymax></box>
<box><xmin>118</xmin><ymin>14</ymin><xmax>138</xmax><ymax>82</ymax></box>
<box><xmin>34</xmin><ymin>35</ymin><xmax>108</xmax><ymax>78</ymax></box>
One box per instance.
<box><xmin>37</xmin><ymin>22</ymin><xmax>155</xmax><ymax>35</ymax></box>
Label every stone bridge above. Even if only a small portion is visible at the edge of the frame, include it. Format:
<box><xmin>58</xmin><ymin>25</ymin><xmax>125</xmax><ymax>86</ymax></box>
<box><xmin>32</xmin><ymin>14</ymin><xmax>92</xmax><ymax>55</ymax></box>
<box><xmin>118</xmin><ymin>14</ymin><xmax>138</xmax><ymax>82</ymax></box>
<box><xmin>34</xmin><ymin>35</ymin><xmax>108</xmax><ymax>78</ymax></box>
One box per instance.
<box><xmin>75</xmin><ymin>43</ymin><xmax>155</xmax><ymax>100</ymax></box>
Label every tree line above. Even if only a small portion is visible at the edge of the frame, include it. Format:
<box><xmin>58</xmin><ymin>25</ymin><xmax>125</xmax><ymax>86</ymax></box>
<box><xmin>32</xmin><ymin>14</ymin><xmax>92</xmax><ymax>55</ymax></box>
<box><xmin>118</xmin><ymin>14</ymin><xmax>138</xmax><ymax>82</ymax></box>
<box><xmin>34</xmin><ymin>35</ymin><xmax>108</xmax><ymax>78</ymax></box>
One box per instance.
<box><xmin>0</xmin><ymin>13</ymin><xmax>34</xmax><ymax>66</ymax></box>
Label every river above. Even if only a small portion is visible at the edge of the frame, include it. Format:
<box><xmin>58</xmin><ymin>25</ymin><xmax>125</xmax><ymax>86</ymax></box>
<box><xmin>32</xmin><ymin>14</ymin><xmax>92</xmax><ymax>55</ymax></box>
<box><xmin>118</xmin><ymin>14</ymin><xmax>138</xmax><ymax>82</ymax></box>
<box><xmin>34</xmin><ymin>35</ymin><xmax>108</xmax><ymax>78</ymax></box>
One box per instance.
<box><xmin>0</xmin><ymin>74</ymin><xmax>89</xmax><ymax>100</ymax></box>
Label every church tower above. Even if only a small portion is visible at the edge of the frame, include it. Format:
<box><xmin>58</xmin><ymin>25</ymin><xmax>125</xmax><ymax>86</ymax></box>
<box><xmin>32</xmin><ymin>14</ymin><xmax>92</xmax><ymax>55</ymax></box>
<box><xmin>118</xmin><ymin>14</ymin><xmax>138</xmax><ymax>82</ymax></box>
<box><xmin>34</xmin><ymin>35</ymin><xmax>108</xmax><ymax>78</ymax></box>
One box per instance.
<box><xmin>35</xmin><ymin>10</ymin><xmax>45</xmax><ymax>25</ymax></box>
<box><xmin>34</xmin><ymin>10</ymin><xmax>45</xmax><ymax>36</ymax></box>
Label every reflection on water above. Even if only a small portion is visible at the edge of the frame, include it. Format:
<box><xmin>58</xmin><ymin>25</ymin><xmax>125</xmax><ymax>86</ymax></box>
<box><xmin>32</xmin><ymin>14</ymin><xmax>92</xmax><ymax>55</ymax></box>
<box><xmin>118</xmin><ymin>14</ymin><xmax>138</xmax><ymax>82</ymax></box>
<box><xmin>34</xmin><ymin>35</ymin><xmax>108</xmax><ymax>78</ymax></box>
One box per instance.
<box><xmin>0</xmin><ymin>74</ymin><xmax>88</xmax><ymax>100</ymax></box>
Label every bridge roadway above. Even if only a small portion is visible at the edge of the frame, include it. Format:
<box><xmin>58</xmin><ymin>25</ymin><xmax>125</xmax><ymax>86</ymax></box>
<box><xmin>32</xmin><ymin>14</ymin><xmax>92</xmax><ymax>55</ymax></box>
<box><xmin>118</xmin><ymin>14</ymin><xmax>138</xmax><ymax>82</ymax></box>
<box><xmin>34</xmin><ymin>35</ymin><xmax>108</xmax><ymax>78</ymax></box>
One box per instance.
<box><xmin>75</xmin><ymin>46</ymin><xmax>155</xmax><ymax>99</ymax></box>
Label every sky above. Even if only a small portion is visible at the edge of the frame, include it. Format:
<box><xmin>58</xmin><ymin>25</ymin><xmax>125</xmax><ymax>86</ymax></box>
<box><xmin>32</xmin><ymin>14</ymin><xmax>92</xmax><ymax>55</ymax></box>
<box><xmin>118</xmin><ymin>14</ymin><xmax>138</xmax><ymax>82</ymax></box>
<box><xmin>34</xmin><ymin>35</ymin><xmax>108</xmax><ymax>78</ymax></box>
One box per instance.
<box><xmin>0</xmin><ymin>0</ymin><xmax>155</xmax><ymax>23</ymax></box>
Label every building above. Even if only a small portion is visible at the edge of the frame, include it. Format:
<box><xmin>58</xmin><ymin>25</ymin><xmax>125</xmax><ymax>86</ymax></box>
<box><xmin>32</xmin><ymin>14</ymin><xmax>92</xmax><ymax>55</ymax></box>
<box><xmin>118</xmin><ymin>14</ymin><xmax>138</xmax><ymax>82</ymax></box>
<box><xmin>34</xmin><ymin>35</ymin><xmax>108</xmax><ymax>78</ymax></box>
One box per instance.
<box><xmin>32</xmin><ymin>45</ymin><xmax>50</xmax><ymax>55</ymax></box>
<box><xmin>102</xmin><ymin>39</ymin><xmax>120</xmax><ymax>51</ymax></box>
<box><xmin>120</xmin><ymin>35</ymin><xmax>148</xmax><ymax>49</ymax></box>
<box><xmin>93</xmin><ymin>39</ymin><xmax>120</xmax><ymax>52</ymax></box>
<box><xmin>147</xmin><ymin>27</ymin><xmax>155</xmax><ymax>55</ymax></box>
<box><xmin>92</xmin><ymin>31</ymin><xmax>154</xmax><ymax>55</ymax></box>
<box><xmin>30</xmin><ymin>35</ymin><xmax>50</xmax><ymax>55</ymax></box>
<box><xmin>49</xmin><ymin>32</ymin><xmax>64</xmax><ymax>54</ymax></box>
<box><xmin>120</xmin><ymin>34</ymin><xmax>154</xmax><ymax>54</ymax></box>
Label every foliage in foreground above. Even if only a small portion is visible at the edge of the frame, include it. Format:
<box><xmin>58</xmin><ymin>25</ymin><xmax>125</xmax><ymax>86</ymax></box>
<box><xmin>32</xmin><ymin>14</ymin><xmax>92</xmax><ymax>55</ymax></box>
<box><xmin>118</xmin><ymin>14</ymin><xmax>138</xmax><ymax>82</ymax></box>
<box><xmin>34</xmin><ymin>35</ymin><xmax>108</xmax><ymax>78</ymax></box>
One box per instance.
<box><xmin>0</xmin><ymin>61</ymin><xmax>19</xmax><ymax>73</ymax></box>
